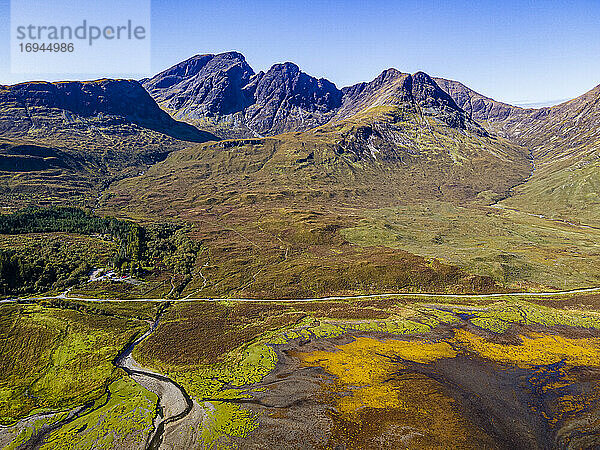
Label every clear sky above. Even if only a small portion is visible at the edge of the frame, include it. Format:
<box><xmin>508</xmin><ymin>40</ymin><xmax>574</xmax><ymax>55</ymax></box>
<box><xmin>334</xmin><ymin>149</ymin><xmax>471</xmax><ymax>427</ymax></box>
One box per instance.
<box><xmin>0</xmin><ymin>0</ymin><xmax>599</xmax><ymax>105</ymax></box>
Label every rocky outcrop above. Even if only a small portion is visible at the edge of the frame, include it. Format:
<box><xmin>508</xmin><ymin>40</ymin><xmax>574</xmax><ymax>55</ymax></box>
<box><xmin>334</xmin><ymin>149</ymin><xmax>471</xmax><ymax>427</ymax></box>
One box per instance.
<box><xmin>143</xmin><ymin>53</ymin><xmax>343</xmax><ymax>138</ymax></box>
<box><xmin>142</xmin><ymin>51</ymin><xmax>255</xmax><ymax>119</ymax></box>
<box><xmin>143</xmin><ymin>53</ymin><xmax>487</xmax><ymax>138</ymax></box>
<box><xmin>335</xmin><ymin>69</ymin><xmax>485</xmax><ymax>134</ymax></box>
<box><xmin>243</xmin><ymin>62</ymin><xmax>343</xmax><ymax>135</ymax></box>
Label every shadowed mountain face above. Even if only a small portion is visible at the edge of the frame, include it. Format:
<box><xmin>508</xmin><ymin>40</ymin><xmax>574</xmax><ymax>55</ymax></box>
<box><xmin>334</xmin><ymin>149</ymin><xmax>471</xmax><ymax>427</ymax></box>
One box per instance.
<box><xmin>0</xmin><ymin>79</ymin><xmax>215</xmax><ymax>143</ymax></box>
<box><xmin>0</xmin><ymin>79</ymin><xmax>216</xmax><ymax>207</ymax></box>
<box><xmin>242</xmin><ymin>62</ymin><xmax>343</xmax><ymax>136</ymax></box>
<box><xmin>141</xmin><ymin>52</ymin><xmax>255</xmax><ymax>118</ymax></box>
<box><xmin>433</xmin><ymin>78</ymin><xmax>521</xmax><ymax>131</ymax></box>
<box><xmin>142</xmin><ymin>53</ymin><xmax>344</xmax><ymax>137</ymax></box>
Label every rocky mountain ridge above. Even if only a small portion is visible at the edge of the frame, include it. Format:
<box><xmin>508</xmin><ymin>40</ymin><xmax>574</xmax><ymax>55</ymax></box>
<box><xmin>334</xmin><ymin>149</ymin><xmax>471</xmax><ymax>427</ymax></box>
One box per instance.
<box><xmin>142</xmin><ymin>52</ymin><xmax>485</xmax><ymax>139</ymax></box>
<box><xmin>142</xmin><ymin>52</ymin><xmax>343</xmax><ymax>138</ymax></box>
<box><xmin>0</xmin><ymin>78</ymin><xmax>214</xmax><ymax>143</ymax></box>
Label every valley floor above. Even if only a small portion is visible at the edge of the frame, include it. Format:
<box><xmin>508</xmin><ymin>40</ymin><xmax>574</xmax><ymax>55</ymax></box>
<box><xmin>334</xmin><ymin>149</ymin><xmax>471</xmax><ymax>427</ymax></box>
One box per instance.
<box><xmin>3</xmin><ymin>292</ymin><xmax>600</xmax><ymax>449</ymax></box>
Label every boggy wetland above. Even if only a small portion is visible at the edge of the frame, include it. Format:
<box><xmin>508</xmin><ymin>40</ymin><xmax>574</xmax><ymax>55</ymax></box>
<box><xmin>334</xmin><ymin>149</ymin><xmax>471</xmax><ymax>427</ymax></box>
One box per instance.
<box><xmin>3</xmin><ymin>294</ymin><xmax>600</xmax><ymax>449</ymax></box>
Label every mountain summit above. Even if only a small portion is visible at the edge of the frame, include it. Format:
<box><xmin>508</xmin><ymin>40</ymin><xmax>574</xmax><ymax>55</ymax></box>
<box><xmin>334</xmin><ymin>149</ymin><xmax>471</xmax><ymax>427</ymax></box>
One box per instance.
<box><xmin>143</xmin><ymin>52</ymin><xmax>486</xmax><ymax>139</ymax></box>
<box><xmin>142</xmin><ymin>52</ymin><xmax>344</xmax><ymax>138</ymax></box>
<box><xmin>142</xmin><ymin>52</ymin><xmax>255</xmax><ymax>119</ymax></box>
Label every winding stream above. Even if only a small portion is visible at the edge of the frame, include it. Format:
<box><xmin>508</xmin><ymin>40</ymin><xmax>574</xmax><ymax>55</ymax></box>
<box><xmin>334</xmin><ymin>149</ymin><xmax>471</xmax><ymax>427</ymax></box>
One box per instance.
<box><xmin>113</xmin><ymin>307</ymin><xmax>194</xmax><ymax>450</ymax></box>
<box><xmin>9</xmin><ymin>306</ymin><xmax>194</xmax><ymax>450</ymax></box>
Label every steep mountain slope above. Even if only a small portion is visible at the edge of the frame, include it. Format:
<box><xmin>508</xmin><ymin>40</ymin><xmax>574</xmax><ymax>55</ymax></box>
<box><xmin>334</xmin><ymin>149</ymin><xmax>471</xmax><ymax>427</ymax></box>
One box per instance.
<box><xmin>337</xmin><ymin>70</ymin><xmax>486</xmax><ymax>133</ymax></box>
<box><xmin>141</xmin><ymin>52</ymin><xmax>255</xmax><ymax>133</ymax></box>
<box><xmin>432</xmin><ymin>77</ymin><xmax>525</xmax><ymax>136</ymax></box>
<box><xmin>0</xmin><ymin>79</ymin><xmax>216</xmax><ymax>207</ymax></box>
<box><xmin>142</xmin><ymin>52</ymin><xmax>343</xmax><ymax>138</ymax></box>
<box><xmin>101</xmin><ymin>67</ymin><xmax>540</xmax><ymax>295</ymax></box>
<box><xmin>143</xmin><ymin>54</ymin><xmax>495</xmax><ymax>141</ymax></box>
<box><xmin>0</xmin><ymin>79</ymin><xmax>213</xmax><ymax>143</ymax></box>
<box><xmin>432</xmin><ymin>77</ymin><xmax>600</xmax><ymax>226</ymax></box>
<box><xmin>497</xmin><ymin>85</ymin><xmax>600</xmax><ymax>225</ymax></box>
<box><xmin>242</xmin><ymin>62</ymin><xmax>342</xmax><ymax>136</ymax></box>
<box><xmin>110</xmin><ymin>68</ymin><xmax>530</xmax><ymax>216</ymax></box>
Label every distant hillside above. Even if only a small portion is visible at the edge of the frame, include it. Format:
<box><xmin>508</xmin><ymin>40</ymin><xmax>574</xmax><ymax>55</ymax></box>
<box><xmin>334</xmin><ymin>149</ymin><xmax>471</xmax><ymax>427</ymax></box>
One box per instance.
<box><xmin>0</xmin><ymin>79</ymin><xmax>216</xmax><ymax>207</ymax></box>
<box><xmin>496</xmin><ymin>85</ymin><xmax>600</xmax><ymax>226</ymax></box>
<box><xmin>0</xmin><ymin>78</ymin><xmax>215</xmax><ymax>143</ymax></box>
<box><xmin>432</xmin><ymin>77</ymin><xmax>524</xmax><ymax>136</ymax></box>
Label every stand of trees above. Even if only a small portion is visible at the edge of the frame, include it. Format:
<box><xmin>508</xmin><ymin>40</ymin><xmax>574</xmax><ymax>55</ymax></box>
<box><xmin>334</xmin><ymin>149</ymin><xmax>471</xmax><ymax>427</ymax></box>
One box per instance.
<box><xmin>0</xmin><ymin>207</ymin><xmax>201</xmax><ymax>297</ymax></box>
<box><xmin>0</xmin><ymin>242</ymin><xmax>92</xmax><ymax>296</ymax></box>
<box><xmin>0</xmin><ymin>207</ymin><xmax>144</xmax><ymax>273</ymax></box>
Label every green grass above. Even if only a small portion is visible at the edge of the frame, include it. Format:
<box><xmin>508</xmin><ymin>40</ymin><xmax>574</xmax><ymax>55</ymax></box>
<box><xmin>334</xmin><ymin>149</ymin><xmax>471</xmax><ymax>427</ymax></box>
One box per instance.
<box><xmin>67</xmin><ymin>279</ymin><xmax>173</xmax><ymax>300</ymax></box>
<box><xmin>0</xmin><ymin>303</ymin><xmax>147</xmax><ymax>424</ymax></box>
<box><xmin>39</xmin><ymin>376</ymin><xmax>157</xmax><ymax>450</ymax></box>
<box><xmin>201</xmin><ymin>401</ymin><xmax>258</xmax><ymax>449</ymax></box>
<box><xmin>5</xmin><ymin>296</ymin><xmax>600</xmax><ymax>447</ymax></box>
<box><xmin>501</xmin><ymin>160</ymin><xmax>600</xmax><ymax>228</ymax></box>
<box><xmin>453</xmin><ymin>301</ymin><xmax>600</xmax><ymax>333</ymax></box>
<box><xmin>37</xmin><ymin>298</ymin><xmax>164</xmax><ymax>321</ymax></box>
<box><xmin>131</xmin><ymin>297</ymin><xmax>600</xmax><ymax>447</ymax></box>
<box><xmin>340</xmin><ymin>201</ymin><xmax>600</xmax><ymax>290</ymax></box>
<box><xmin>2</xmin><ymin>411</ymin><xmax>69</xmax><ymax>450</ymax></box>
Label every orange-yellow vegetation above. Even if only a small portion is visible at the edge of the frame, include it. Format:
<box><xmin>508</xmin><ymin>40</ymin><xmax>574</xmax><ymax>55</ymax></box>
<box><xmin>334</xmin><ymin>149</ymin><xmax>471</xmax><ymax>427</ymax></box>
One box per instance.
<box><xmin>294</xmin><ymin>337</ymin><xmax>498</xmax><ymax>447</ymax></box>
<box><xmin>295</xmin><ymin>331</ymin><xmax>600</xmax><ymax>419</ymax></box>
<box><xmin>453</xmin><ymin>329</ymin><xmax>600</xmax><ymax>368</ymax></box>
<box><xmin>294</xmin><ymin>337</ymin><xmax>456</xmax><ymax>414</ymax></box>
<box><xmin>297</xmin><ymin>337</ymin><xmax>456</xmax><ymax>384</ymax></box>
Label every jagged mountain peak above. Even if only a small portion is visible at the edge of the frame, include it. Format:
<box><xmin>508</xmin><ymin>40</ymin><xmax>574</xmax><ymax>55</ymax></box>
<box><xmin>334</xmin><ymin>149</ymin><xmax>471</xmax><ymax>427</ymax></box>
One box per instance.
<box><xmin>143</xmin><ymin>52</ymin><xmax>345</xmax><ymax>137</ymax></box>
<box><xmin>268</xmin><ymin>61</ymin><xmax>301</xmax><ymax>73</ymax></box>
<box><xmin>253</xmin><ymin>61</ymin><xmax>342</xmax><ymax>109</ymax></box>
<box><xmin>142</xmin><ymin>52</ymin><xmax>255</xmax><ymax>118</ymax></box>
<box><xmin>409</xmin><ymin>71</ymin><xmax>462</xmax><ymax>110</ymax></box>
<box><xmin>377</xmin><ymin>67</ymin><xmax>406</xmax><ymax>80</ymax></box>
<box><xmin>151</xmin><ymin>51</ymin><xmax>250</xmax><ymax>80</ymax></box>
<box><xmin>333</xmin><ymin>68</ymin><xmax>482</xmax><ymax>133</ymax></box>
<box><xmin>142</xmin><ymin>53</ymin><xmax>492</xmax><ymax>137</ymax></box>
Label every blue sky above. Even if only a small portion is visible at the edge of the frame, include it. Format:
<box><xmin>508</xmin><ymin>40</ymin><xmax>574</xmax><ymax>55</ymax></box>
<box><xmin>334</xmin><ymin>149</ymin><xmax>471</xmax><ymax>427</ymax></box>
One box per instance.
<box><xmin>0</xmin><ymin>0</ymin><xmax>599</xmax><ymax>105</ymax></box>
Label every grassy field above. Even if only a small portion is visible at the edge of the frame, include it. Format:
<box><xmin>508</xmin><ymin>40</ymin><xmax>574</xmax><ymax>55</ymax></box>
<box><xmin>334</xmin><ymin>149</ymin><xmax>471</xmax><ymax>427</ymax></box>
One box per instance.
<box><xmin>67</xmin><ymin>278</ymin><xmax>174</xmax><ymax>300</ymax></box>
<box><xmin>0</xmin><ymin>302</ymin><xmax>149</xmax><ymax>424</ymax></box>
<box><xmin>152</xmin><ymin>208</ymin><xmax>501</xmax><ymax>300</ymax></box>
<box><xmin>39</xmin><ymin>376</ymin><xmax>158</xmax><ymax>450</ymax></box>
<box><xmin>2</xmin><ymin>294</ymin><xmax>600</xmax><ymax>448</ymax></box>
<box><xmin>3</xmin><ymin>199</ymin><xmax>598</xmax><ymax>300</ymax></box>
<box><xmin>340</xmin><ymin>201</ymin><xmax>600</xmax><ymax>291</ymax></box>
